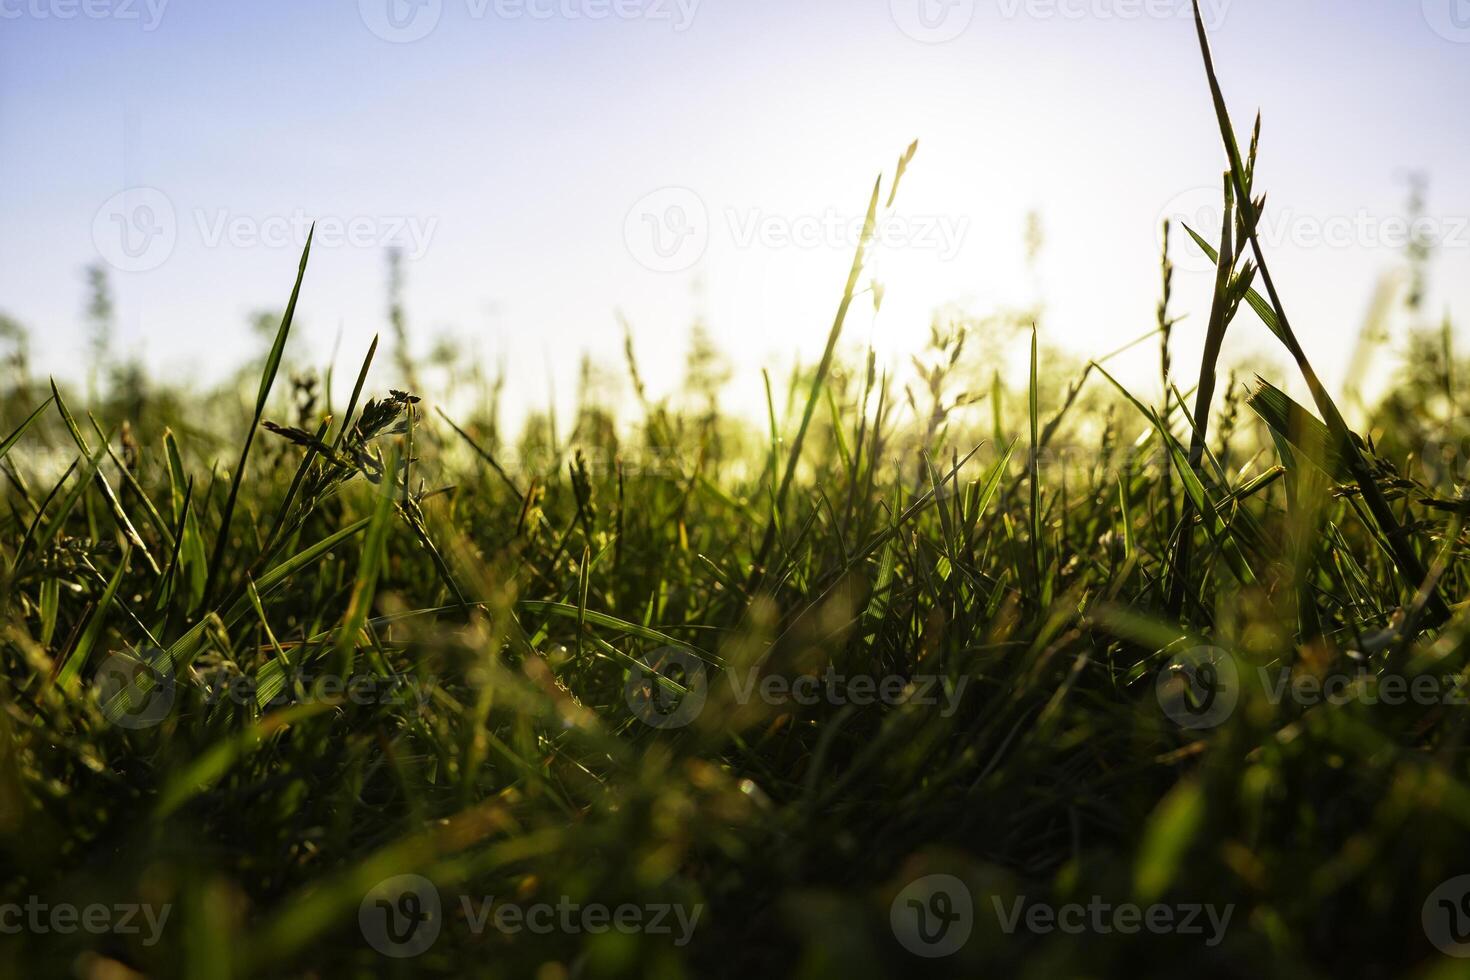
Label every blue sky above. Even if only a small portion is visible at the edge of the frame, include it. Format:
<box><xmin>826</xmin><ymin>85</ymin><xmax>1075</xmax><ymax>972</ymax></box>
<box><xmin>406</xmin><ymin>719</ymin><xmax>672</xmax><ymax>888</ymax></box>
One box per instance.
<box><xmin>2</xmin><ymin>0</ymin><xmax>1468</xmax><ymax>424</ymax></box>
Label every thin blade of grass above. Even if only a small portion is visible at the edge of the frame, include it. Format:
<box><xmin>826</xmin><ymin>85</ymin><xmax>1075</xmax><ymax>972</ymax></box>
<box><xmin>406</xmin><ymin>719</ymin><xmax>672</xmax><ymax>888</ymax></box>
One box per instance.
<box><xmin>746</xmin><ymin>171</ymin><xmax>887</xmax><ymax>595</ymax></box>
<box><xmin>55</xmin><ymin>544</ymin><xmax>131</xmax><ymax>690</ymax></box>
<box><xmin>0</xmin><ymin>396</ymin><xmax>53</xmax><ymax>464</ymax></box>
<box><xmin>203</xmin><ymin>226</ymin><xmax>315</xmax><ymax>606</ymax></box>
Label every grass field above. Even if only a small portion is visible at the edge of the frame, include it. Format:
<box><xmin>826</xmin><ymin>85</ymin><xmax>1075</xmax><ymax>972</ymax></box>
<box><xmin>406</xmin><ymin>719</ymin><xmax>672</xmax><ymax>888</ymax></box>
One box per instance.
<box><xmin>4</xmin><ymin>9</ymin><xmax>1470</xmax><ymax>978</ymax></box>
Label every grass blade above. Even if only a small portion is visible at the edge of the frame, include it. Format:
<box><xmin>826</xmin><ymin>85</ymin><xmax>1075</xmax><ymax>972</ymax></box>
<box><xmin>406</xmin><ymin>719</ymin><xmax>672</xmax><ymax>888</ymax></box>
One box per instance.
<box><xmin>203</xmin><ymin>226</ymin><xmax>315</xmax><ymax>606</ymax></box>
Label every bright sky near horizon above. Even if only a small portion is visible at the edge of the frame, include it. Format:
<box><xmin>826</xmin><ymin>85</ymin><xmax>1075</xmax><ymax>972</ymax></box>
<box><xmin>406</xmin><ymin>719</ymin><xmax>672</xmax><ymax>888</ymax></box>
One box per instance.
<box><xmin>2</xmin><ymin>0</ymin><xmax>1468</xmax><ymax>427</ymax></box>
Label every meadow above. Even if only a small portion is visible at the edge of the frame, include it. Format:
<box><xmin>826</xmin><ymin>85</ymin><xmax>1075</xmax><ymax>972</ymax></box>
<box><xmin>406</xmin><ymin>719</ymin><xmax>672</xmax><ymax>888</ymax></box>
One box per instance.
<box><xmin>3</xmin><ymin>9</ymin><xmax>1470</xmax><ymax>978</ymax></box>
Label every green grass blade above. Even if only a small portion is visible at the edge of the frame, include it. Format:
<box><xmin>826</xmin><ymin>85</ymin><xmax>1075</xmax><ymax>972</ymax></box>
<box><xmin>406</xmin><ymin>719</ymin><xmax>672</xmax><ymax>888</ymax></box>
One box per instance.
<box><xmin>203</xmin><ymin>227</ymin><xmax>315</xmax><ymax>606</ymax></box>
<box><xmin>55</xmin><ymin>544</ymin><xmax>131</xmax><ymax>691</ymax></box>
<box><xmin>0</xmin><ymin>395</ymin><xmax>53</xmax><ymax>464</ymax></box>
<box><xmin>746</xmin><ymin>171</ymin><xmax>886</xmax><ymax>594</ymax></box>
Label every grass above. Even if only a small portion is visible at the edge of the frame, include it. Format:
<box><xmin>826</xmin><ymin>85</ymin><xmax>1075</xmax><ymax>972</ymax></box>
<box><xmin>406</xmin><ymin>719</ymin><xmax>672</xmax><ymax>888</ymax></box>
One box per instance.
<box><xmin>4</xmin><ymin>8</ymin><xmax>1470</xmax><ymax>977</ymax></box>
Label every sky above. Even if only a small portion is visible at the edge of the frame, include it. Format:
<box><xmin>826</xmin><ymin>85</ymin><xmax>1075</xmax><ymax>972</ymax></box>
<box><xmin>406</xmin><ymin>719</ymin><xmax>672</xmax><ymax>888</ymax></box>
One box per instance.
<box><xmin>2</xmin><ymin>0</ymin><xmax>1468</xmax><ymax>428</ymax></box>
